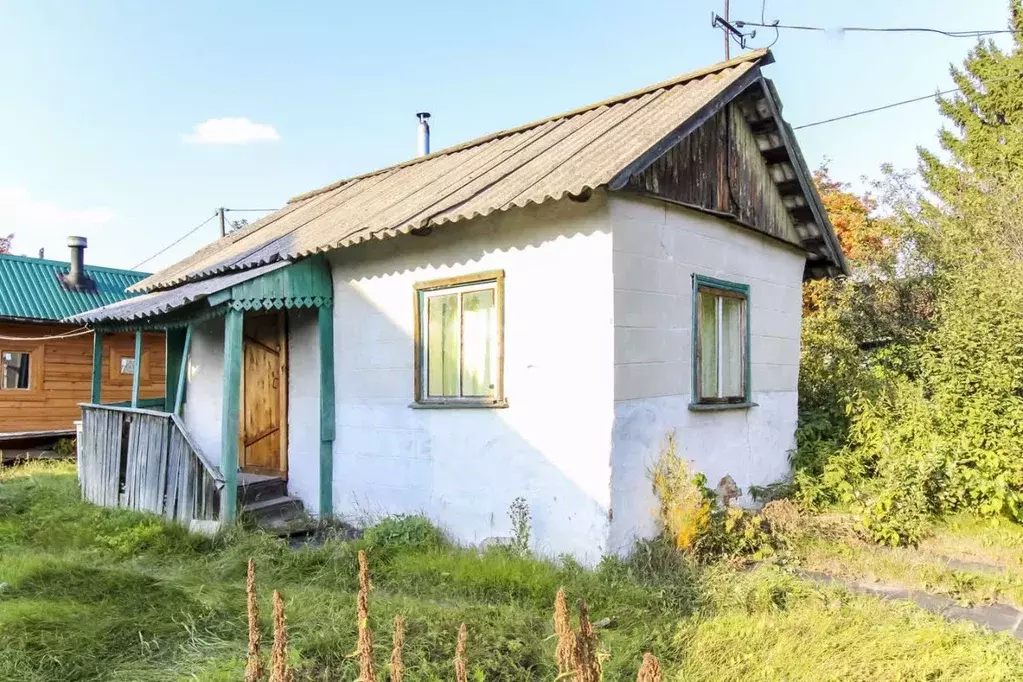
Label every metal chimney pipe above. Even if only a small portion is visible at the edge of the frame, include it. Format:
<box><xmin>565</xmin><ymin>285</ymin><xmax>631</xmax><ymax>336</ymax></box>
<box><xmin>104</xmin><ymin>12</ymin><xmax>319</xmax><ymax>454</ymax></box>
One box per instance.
<box><xmin>416</xmin><ymin>112</ymin><xmax>431</xmax><ymax>156</ymax></box>
<box><xmin>67</xmin><ymin>236</ymin><xmax>88</xmax><ymax>288</ymax></box>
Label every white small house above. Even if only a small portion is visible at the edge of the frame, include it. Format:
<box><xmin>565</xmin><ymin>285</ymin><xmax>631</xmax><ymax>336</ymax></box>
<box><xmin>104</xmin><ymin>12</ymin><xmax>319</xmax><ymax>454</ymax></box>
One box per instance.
<box><xmin>72</xmin><ymin>49</ymin><xmax>845</xmax><ymax>563</ymax></box>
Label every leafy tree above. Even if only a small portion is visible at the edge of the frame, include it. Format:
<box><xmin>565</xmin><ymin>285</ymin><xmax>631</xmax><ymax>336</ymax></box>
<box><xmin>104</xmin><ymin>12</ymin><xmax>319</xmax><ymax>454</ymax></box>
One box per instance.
<box><xmin>795</xmin><ymin>2</ymin><xmax>1023</xmax><ymax>542</ymax></box>
<box><xmin>920</xmin><ymin>0</ymin><xmax>1023</xmax><ymax>193</ymax></box>
<box><xmin>813</xmin><ymin>166</ymin><xmax>887</xmax><ymax>270</ymax></box>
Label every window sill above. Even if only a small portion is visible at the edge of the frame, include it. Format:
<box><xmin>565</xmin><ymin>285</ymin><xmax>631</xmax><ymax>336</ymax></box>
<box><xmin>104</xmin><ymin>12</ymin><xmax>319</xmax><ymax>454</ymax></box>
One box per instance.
<box><xmin>688</xmin><ymin>401</ymin><xmax>758</xmax><ymax>412</ymax></box>
<box><xmin>409</xmin><ymin>399</ymin><xmax>509</xmax><ymax>410</ymax></box>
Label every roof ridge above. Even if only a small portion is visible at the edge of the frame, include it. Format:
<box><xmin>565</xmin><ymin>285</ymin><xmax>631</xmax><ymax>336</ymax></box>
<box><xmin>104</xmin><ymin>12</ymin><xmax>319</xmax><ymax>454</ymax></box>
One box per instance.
<box><xmin>0</xmin><ymin>252</ymin><xmax>150</xmax><ymax>277</ymax></box>
<box><xmin>288</xmin><ymin>49</ymin><xmax>772</xmax><ymax>205</ymax></box>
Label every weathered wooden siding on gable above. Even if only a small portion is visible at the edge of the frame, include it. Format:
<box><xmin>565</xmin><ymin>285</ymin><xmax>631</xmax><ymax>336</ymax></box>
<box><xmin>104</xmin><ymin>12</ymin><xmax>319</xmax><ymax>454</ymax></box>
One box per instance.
<box><xmin>626</xmin><ymin>103</ymin><xmax>800</xmax><ymax>247</ymax></box>
<box><xmin>0</xmin><ymin>322</ymin><xmax>165</xmax><ymax>432</ymax></box>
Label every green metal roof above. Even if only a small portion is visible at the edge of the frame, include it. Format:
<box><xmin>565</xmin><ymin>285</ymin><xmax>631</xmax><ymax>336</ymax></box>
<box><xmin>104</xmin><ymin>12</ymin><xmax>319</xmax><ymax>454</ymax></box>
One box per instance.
<box><xmin>0</xmin><ymin>252</ymin><xmax>150</xmax><ymax>321</ymax></box>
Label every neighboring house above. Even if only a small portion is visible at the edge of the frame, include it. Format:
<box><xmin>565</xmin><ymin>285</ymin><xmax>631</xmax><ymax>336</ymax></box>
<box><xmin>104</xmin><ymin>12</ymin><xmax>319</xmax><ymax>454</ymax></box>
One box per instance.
<box><xmin>0</xmin><ymin>239</ymin><xmax>166</xmax><ymax>434</ymax></box>
<box><xmin>71</xmin><ymin>50</ymin><xmax>846</xmax><ymax>562</ymax></box>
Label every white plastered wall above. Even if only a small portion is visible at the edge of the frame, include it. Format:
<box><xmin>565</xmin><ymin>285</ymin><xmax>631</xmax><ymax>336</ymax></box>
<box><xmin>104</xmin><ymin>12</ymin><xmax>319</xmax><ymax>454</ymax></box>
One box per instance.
<box><xmin>317</xmin><ymin>192</ymin><xmax>615</xmax><ymax>563</ymax></box>
<box><xmin>608</xmin><ymin>194</ymin><xmax>805</xmax><ymax>554</ymax></box>
<box><xmin>181</xmin><ymin>317</ymin><xmax>225</xmax><ymax>466</ymax></box>
<box><xmin>286</xmin><ymin>308</ymin><xmax>321</xmax><ymax>515</ymax></box>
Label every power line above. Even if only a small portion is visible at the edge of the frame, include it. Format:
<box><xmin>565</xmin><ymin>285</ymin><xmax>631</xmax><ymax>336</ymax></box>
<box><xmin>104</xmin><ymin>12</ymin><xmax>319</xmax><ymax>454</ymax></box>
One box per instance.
<box><xmin>734</xmin><ymin>20</ymin><xmax>1020</xmax><ymax>39</ymax></box>
<box><xmin>224</xmin><ymin>208</ymin><xmax>278</xmax><ymax>213</ymax></box>
<box><xmin>792</xmin><ymin>71</ymin><xmax>1022</xmax><ymax>130</ymax></box>
<box><xmin>793</xmin><ymin>88</ymin><xmax>959</xmax><ymax>130</ymax></box>
<box><xmin>0</xmin><ymin>327</ymin><xmax>92</xmax><ymax>341</ymax></box>
<box><xmin>131</xmin><ymin>212</ymin><xmax>217</xmax><ymax>270</ymax></box>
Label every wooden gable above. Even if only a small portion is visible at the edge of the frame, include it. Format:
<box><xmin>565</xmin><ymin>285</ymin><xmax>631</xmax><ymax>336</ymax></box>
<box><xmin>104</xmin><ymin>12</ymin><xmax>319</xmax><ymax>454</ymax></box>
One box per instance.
<box><xmin>626</xmin><ymin>102</ymin><xmax>801</xmax><ymax>248</ymax></box>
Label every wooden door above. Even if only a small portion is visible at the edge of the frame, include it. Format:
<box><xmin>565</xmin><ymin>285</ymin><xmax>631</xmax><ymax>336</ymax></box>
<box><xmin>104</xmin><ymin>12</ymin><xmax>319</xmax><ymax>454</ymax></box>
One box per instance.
<box><xmin>240</xmin><ymin>312</ymin><xmax>288</xmax><ymax>477</ymax></box>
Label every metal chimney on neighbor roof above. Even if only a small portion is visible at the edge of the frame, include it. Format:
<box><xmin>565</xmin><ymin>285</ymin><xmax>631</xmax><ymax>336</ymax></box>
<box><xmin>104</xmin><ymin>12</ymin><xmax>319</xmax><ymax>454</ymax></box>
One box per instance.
<box><xmin>417</xmin><ymin>112</ymin><xmax>431</xmax><ymax>156</ymax></box>
<box><xmin>63</xmin><ymin>236</ymin><xmax>94</xmax><ymax>291</ymax></box>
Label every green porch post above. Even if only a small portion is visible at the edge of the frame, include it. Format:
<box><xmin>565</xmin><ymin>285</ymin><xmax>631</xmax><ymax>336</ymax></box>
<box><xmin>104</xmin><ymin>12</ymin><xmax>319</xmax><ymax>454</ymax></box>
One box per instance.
<box><xmin>173</xmin><ymin>325</ymin><xmax>192</xmax><ymax>416</ymax></box>
<box><xmin>90</xmin><ymin>331</ymin><xmax>103</xmax><ymax>403</ymax></box>
<box><xmin>221</xmin><ymin>308</ymin><xmax>243</xmax><ymax>521</ymax></box>
<box><xmin>130</xmin><ymin>331</ymin><xmax>143</xmax><ymax>408</ymax></box>
<box><xmin>318</xmin><ymin>305</ymin><xmax>335</xmax><ymax>516</ymax></box>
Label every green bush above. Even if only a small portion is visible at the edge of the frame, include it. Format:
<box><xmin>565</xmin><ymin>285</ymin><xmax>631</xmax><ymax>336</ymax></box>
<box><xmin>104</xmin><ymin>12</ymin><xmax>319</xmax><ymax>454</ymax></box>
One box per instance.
<box><xmin>362</xmin><ymin>514</ymin><xmax>448</xmax><ymax>553</ymax></box>
<box><xmin>793</xmin><ymin>175</ymin><xmax>1023</xmax><ymax>545</ymax></box>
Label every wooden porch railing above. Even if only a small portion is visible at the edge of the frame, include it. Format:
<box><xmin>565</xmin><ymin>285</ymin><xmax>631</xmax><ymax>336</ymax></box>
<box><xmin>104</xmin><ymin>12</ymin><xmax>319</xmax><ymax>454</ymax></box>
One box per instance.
<box><xmin>78</xmin><ymin>403</ymin><xmax>225</xmax><ymax>524</ymax></box>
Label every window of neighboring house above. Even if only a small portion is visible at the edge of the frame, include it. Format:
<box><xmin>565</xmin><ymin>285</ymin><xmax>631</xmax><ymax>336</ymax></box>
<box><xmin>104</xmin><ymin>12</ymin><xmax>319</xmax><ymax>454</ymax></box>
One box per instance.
<box><xmin>1</xmin><ymin>351</ymin><xmax>31</xmax><ymax>390</ymax></box>
<box><xmin>109</xmin><ymin>345</ymin><xmax>149</xmax><ymax>383</ymax></box>
<box><xmin>414</xmin><ymin>271</ymin><xmax>505</xmax><ymax>406</ymax></box>
<box><xmin>693</xmin><ymin>275</ymin><xmax>750</xmax><ymax>405</ymax></box>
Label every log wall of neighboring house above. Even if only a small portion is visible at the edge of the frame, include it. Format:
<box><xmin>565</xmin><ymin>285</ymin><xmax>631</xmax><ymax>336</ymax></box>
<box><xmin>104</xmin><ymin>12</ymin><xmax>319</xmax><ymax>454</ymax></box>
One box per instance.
<box><xmin>627</xmin><ymin>103</ymin><xmax>801</xmax><ymax>247</ymax></box>
<box><xmin>0</xmin><ymin>321</ymin><xmax>166</xmax><ymax>432</ymax></box>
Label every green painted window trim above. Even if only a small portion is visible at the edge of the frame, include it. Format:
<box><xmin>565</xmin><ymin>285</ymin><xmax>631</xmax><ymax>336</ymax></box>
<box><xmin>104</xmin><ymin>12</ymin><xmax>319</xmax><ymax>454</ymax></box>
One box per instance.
<box><xmin>691</xmin><ymin>274</ymin><xmax>752</xmax><ymax>406</ymax></box>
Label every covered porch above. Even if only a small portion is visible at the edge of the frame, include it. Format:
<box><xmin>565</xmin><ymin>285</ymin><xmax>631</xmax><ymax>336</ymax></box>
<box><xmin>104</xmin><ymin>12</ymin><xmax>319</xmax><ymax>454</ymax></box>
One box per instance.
<box><xmin>70</xmin><ymin>256</ymin><xmax>335</xmax><ymax>526</ymax></box>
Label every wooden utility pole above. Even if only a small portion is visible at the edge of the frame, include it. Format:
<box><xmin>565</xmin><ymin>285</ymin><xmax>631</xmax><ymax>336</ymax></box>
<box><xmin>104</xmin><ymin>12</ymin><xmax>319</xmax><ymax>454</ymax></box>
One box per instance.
<box><xmin>218</xmin><ymin>207</ymin><xmax>226</xmax><ymax>237</ymax></box>
<box><xmin>723</xmin><ymin>0</ymin><xmax>730</xmax><ymax>60</ymax></box>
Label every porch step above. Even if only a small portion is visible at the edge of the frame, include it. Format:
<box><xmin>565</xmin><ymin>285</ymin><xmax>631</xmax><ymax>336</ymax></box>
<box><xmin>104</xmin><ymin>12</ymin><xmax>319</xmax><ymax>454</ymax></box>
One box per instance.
<box><xmin>237</xmin><ymin>473</ymin><xmax>288</xmax><ymax>506</ymax></box>
<box><xmin>241</xmin><ymin>495</ymin><xmax>306</xmax><ymax>528</ymax></box>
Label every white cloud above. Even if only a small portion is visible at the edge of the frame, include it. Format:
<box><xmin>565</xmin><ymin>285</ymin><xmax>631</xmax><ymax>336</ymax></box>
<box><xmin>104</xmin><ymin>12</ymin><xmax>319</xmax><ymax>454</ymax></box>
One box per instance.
<box><xmin>0</xmin><ymin>187</ymin><xmax>113</xmax><ymax>230</ymax></box>
<box><xmin>0</xmin><ymin>187</ymin><xmax>115</xmax><ymax>260</ymax></box>
<box><xmin>182</xmin><ymin>117</ymin><xmax>281</xmax><ymax>145</ymax></box>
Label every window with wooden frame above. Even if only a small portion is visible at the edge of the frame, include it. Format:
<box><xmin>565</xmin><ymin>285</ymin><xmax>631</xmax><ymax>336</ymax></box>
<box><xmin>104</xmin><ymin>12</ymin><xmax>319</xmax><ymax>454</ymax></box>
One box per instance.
<box><xmin>413</xmin><ymin>271</ymin><xmax>505</xmax><ymax>407</ymax></box>
<box><xmin>108</xmin><ymin>345</ymin><xmax>150</xmax><ymax>384</ymax></box>
<box><xmin>0</xmin><ymin>344</ymin><xmax>43</xmax><ymax>396</ymax></box>
<box><xmin>692</xmin><ymin>275</ymin><xmax>750</xmax><ymax>405</ymax></box>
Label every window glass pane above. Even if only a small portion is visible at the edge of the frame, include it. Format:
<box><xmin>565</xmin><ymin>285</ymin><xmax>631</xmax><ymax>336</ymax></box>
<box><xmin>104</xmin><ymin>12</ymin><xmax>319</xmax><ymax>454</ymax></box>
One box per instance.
<box><xmin>427</xmin><ymin>294</ymin><xmax>460</xmax><ymax>397</ymax></box>
<box><xmin>698</xmin><ymin>292</ymin><xmax>718</xmax><ymax>398</ymax></box>
<box><xmin>721</xmin><ymin>297</ymin><xmax>744</xmax><ymax>397</ymax></box>
<box><xmin>461</xmin><ymin>289</ymin><xmax>495</xmax><ymax>397</ymax></box>
<box><xmin>2</xmin><ymin>351</ymin><xmax>30</xmax><ymax>389</ymax></box>
<box><xmin>120</xmin><ymin>357</ymin><xmax>136</xmax><ymax>375</ymax></box>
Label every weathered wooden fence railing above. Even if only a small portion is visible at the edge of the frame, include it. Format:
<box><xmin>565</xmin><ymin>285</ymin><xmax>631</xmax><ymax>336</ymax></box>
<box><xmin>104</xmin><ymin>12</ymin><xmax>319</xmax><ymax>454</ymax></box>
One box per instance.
<box><xmin>78</xmin><ymin>403</ymin><xmax>225</xmax><ymax>524</ymax></box>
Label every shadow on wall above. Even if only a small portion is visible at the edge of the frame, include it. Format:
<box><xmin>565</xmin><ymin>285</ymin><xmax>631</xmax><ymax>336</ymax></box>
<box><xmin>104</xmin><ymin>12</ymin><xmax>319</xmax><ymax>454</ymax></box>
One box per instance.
<box><xmin>311</xmin><ymin>196</ymin><xmax>618</xmax><ymax>564</ymax></box>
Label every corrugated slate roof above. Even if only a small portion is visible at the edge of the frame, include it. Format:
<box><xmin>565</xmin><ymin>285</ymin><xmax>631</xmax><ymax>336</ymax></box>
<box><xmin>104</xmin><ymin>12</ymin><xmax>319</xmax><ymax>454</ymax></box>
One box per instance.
<box><xmin>132</xmin><ymin>51</ymin><xmax>787</xmax><ymax>293</ymax></box>
<box><xmin>67</xmin><ymin>262</ymin><xmax>288</xmax><ymax>324</ymax></box>
<box><xmin>0</xmin><ymin>253</ymin><xmax>149</xmax><ymax>321</ymax></box>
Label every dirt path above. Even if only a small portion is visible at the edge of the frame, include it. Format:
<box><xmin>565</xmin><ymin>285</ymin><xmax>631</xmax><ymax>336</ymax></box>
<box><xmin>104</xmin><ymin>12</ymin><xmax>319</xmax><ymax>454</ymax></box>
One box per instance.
<box><xmin>795</xmin><ymin>568</ymin><xmax>1023</xmax><ymax>639</ymax></box>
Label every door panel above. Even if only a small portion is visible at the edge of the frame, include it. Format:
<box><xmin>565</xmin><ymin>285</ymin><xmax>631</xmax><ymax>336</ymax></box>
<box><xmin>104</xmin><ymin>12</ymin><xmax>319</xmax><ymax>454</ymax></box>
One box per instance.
<box><xmin>240</xmin><ymin>312</ymin><xmax>288</xmax><ymax>476</ymax></box>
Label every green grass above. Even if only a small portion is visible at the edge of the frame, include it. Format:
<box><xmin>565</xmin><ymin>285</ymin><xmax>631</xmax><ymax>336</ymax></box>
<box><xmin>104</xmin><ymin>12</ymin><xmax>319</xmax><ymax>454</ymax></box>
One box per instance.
<box><xmin>2</xmin><ymin>462</ymin><xmax>1023</xmax><ymax>681</ymax></box>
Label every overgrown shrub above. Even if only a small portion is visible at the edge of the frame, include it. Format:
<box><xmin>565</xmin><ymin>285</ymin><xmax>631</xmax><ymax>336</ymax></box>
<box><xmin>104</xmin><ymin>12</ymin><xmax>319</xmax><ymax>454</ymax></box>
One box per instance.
<box><xmin>362</xmin><ymin>514</ymin><xmax>447</xmax><ymax>553</ymax></box>
<box><xmin>649</xmin><ymin>433</ymin><xmax>774</xmax><ymax>561</ymax></box>
<box><xmin>793</xmin><ymin>175</ymin><xmax>1023</xmax><ymax>545</ymax></box>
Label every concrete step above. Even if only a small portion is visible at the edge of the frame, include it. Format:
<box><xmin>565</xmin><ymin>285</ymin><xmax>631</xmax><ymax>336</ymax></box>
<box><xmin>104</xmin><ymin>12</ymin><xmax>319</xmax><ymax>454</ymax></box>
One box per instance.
<box><xmin>241</xmin><ymin>495</ymin><xmax>306</xmax><ymax>528</ymax></box>
<box><xmin>237</xmin><ymin>475</ymin><xmax>287</xmax><ymax>506</ymax></box>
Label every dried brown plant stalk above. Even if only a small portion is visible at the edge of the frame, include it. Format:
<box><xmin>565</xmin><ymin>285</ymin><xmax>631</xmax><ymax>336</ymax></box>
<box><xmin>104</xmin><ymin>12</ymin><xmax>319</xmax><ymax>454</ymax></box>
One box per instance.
<box><xmin>454</xmin><ymin>623</ymin><xmax>468</xmax><ymax>682</ymax></box>
<box><xmin>573</xmin><ymin>600</ymin><xmax>601</xmax><ymax>682</ymax></box>
<box><xmin>269</xmin><ymin>590</ymin><xmax>294</xmax><ymax>682</ymax></box>
<box><xmin>390</xmin><ymin>615</ymin><xmax>405</xmax><ymax>682</ymax></box>
<box><xmin>553</xmin><ymin>588</ymin><xmax>575</xmax><ymax>674</ymax></box>
<box><xmin>357</xmin><ymin>550</ymin><xmax>378</xmax><ymax>682</ymax></box>
<box><xmin>636</xmin><ymin>653</ymin><xmax>662</xmax><ymax>682</ymax></box>
<box><xmin>245</xmin><ymin>559</ymin><xmax>264</xmax><ymax>682</ymax></box>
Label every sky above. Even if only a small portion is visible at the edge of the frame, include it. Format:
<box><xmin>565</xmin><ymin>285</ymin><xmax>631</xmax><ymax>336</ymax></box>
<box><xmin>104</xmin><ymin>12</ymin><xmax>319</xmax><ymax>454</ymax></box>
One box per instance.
<box><xmin>0</xmin><ymin>0</ymin><xmax>1013</xmax><ymax>273</ymax></box>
